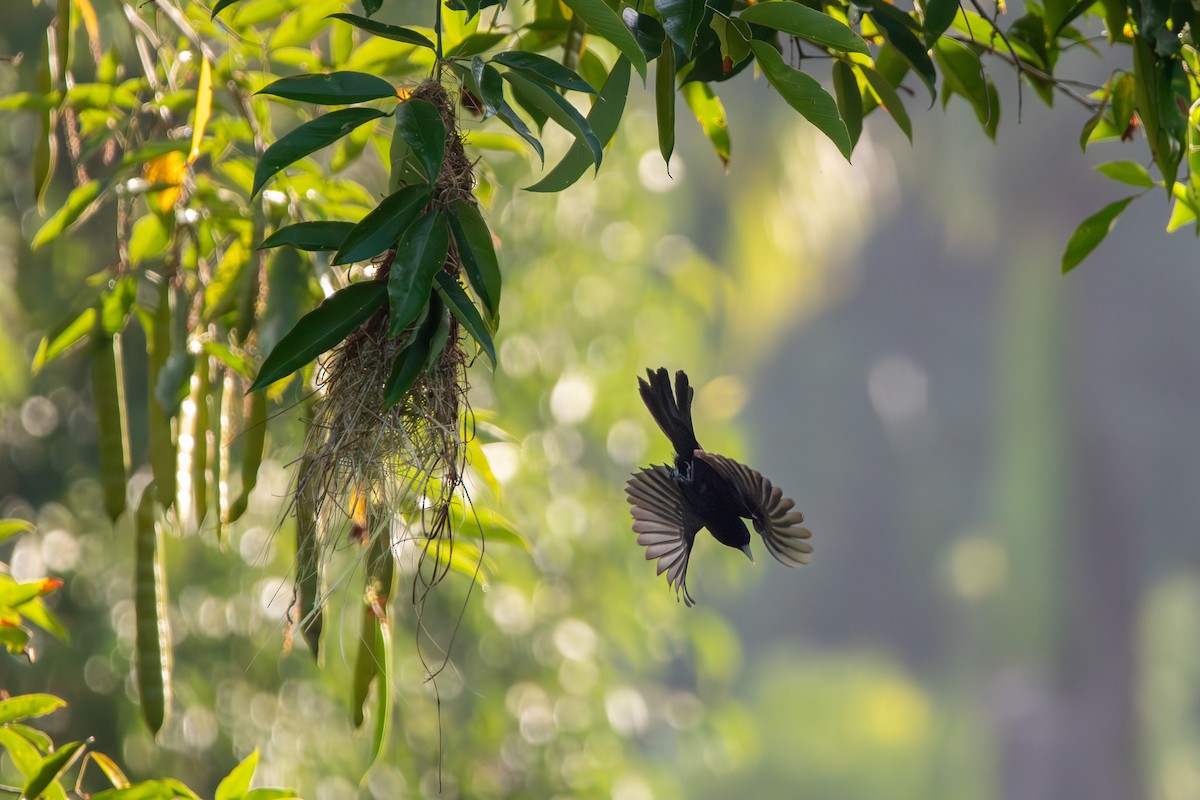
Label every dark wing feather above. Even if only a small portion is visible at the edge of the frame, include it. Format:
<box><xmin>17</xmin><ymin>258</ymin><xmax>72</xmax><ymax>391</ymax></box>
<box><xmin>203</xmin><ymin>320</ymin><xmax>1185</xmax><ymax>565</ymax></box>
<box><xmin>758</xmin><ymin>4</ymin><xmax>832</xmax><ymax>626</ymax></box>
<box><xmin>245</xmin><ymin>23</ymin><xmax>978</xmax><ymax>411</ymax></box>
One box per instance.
<box><xmin>693</xmin><ymin>451</ymin><xmax>813</xmax><ymax>567</ymax></box>
<box><xmin>625</xmin><ymin>465</ymin><xmax>702</xmax><ymax>606</ymax></box>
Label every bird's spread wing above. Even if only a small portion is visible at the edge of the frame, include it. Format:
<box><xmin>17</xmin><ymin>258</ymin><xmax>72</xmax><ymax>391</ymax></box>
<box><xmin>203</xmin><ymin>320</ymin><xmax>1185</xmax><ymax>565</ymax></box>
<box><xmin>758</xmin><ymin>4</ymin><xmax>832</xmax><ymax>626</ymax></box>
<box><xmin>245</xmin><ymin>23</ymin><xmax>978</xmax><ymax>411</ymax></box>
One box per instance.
<box><xmin>693</xmin><ymin>451</ymin><xmax>813</xmax><ymax>567</ymax></box>
<box><xmin>625</xmin><ymin>465</ymin><xmax>703</xmax><ymax>606</ymax></box>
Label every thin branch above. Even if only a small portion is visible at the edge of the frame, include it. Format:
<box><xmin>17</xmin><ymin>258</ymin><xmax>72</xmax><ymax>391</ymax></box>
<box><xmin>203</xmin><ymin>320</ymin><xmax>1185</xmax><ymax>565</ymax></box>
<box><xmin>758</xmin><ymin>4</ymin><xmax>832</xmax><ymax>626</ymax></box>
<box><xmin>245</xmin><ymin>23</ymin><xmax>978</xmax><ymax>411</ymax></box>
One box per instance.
<box><xmin>953</xmin><ymin>34</ymin><xmax>1104</xmax><ymax>110</ymax></box>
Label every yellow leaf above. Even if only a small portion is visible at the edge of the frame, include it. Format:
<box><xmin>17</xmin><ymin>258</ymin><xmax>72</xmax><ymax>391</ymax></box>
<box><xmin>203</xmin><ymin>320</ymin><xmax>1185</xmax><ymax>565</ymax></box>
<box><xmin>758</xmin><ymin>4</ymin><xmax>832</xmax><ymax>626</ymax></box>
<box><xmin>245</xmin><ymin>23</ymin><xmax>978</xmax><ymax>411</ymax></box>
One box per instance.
<box><xmin>145</xmin><ymin>151</ymin><xmax>186</xmax><ymax>214</ymax></box>
<box><xmin>189</xmin><ymin>56</ymin><xmax>213</xmax><ymax>165</ymax></box>
<box><xmin>72</xmin><ymin>0</ymin><xmax>101</xmax><ymax>56</ymax></box>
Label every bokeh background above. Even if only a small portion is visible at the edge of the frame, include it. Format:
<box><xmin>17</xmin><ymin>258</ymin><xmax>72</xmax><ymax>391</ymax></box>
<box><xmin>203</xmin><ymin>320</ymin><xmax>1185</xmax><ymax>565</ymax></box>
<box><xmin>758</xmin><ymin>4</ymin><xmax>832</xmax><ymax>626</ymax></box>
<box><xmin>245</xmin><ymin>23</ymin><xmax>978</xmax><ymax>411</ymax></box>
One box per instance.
<box><xmin>3</xmin><ymin>4</ymin><xmax>1200</xmax><ymax>797</ymax></box>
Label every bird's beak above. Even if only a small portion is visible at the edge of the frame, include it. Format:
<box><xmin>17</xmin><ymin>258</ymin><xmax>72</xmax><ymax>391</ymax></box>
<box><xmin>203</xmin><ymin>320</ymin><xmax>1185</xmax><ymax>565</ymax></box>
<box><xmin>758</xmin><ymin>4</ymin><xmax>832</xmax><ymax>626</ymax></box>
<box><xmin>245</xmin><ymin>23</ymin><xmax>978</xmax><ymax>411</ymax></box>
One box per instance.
<box><xmin>740</xmin><ymin>544</ymin><xmax>755</xmax><ymax>563</ymax></box>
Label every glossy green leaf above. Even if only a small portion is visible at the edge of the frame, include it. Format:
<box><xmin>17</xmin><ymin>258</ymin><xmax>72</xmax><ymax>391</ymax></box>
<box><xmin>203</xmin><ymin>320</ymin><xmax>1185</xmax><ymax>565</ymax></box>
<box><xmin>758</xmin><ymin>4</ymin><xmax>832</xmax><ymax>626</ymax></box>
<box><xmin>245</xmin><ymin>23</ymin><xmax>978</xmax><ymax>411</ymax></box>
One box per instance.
<box><xmin>923</xmin><ymin>0</ymin><xmax>960</xmax><ymax>42</ymax></box>
<box><xmin>23</xmin><ymin>740</ymin><xmax>86</xmax><ymax>800</ymax></box>
<box><xmin>326</xmin><ymin>13</ymin><xmax>435</xmax><ymax>49</ymax></box>
<box><xmin>31</xmin><ymin>180</ymin><xmax>103</xmax><ymax>249</ymax></box>
<box><xmin>657</xmin><ymin>36</ymin><xmax>677</xmax><ymax>166</ymax></box>
<box><xmin>832</xmin><ymin>61</ymin><xmax>863</xmax><ymax>149</ymax></box>
<box><xmin>1061</xmin><ymin>195</ymin><xmax>1138</xmax><ymax>273</ymax></box>
<box><xmin>750</xmin><ymin>42</ymin><xmax>853</xmax><ymax>159</ymax></box>
<box><xmin>258</xmin><ymin>221</ymin><xmax>354</xmax><ymax>251</ymax></box>
<box><xmin>1111</xmin><ymin>72</ymin><xmax>1136</xmax><ymax>135</ymax></box>
<box><xmin>388</xmin><ymin>211</ymin><xmax>450</xmax><ymax>337</ymax></box>
<box><xmin>434</xmin><ymin>272</ymin><xmax>496</xmax><ymax>366</ymax></box>
<box><xmin>449</xmin><ymin>201</ymin><xmax>501</xmax><ymax>323</ymax></box>
<box><xmin>496</xmin><ymin>100</ymin><xmax>546</xmax><ymax>162</ymax></box>
<box><xmin>252</xmin><ymin>107</ymin><xmax>387</xmax><ymax>197</ymax></box>
<box><xmin>862</xmin><ymin>66</ymin><xmax>913</xmax><ymax>140</ymax></box>
<box><xmin>859</xmin><ymin>0</ymin><xmax>937</xmax><ymax>99</ymax></box>
<box><xmin>257</xmin><ymin>72</ymin><xmax>399</xmax><ymax>105</ymax></box>
<box><xmin>561</xmin><ymin>0</ymin><xmax>648</xmax><ymax>79</ymax></box>
<box><xmin>394</xmin><ymin>99</ymin><xmax>447</xmax><ymax>183</ymax></box>
<box><xmin>331</xmin><ymin>184</ymin><xmax>431</xmax><ymax>266</ymax></box>
<box><xmin>1095</xmin><ymin>160</ymin><xmax>1156</xmax><ymax>188</ymax></box>
<box><xmin>210</xmin><ymin>0</ymin><xmax>240</xmax><ymax>17</ymax></box>
<box><xmin>491</xmin><ymin>51</ymin><xmax>595</xmax><ymax>93</ymax></box>
<box><xmin>622</xmin><ymin>9</ymin><xmax>667</xmax><ymax>62</ymax></box>
<box><xmin>681</xmin><ymin>80</ymin><xmax>731</xmax><ymax>167</ymax></box>
<box><xmin>445</xmin><ymin>32</ymin><xmax>510</xmax><ymax>58</ymax></box>
<box><xmin>526</xmin><ymin>56</ymin><xmax>631</xmax><ymax>192</ymax></box>
<box><xmin>655</xmin><ymin>0</ymin><xmax>705</xmax><ymax>54</ymax></box>
<box><xmin>383</xmin><ymin>296</ymin><xmax>444</xmax><ymax>409</ymax></box>
<box><xmin>504</xmin><ymin>72</ymin><xmax>604</xmax><ymax>168</ymax></box>
<box><xmin>472</xmin><ymin>57</ymin><xmax>505</xmax><ymax>119</ymax></box>
<box><xmin>740</xmin><ymin>2</ymin><xmax>870</xmax><ymax>56</ymax></box>
<box><xmin>0</xmin><ymin>694</ymin><xmax>66</xmax><ymax>724</ymax></box>
<box><xmin>248</xmin><ymin>281</ymin><xmax>387</xmax><ymax>392</ymax></box>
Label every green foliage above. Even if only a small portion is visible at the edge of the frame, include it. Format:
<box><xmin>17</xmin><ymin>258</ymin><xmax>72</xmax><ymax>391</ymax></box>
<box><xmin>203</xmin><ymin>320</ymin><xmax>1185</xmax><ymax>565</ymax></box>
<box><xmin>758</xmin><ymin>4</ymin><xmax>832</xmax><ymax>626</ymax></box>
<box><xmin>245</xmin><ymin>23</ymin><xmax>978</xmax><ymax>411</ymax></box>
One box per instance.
<box><xmin>3</xmin><ymin>0</ymin><xmax>1200</xmax><ymax>791</ymax></box>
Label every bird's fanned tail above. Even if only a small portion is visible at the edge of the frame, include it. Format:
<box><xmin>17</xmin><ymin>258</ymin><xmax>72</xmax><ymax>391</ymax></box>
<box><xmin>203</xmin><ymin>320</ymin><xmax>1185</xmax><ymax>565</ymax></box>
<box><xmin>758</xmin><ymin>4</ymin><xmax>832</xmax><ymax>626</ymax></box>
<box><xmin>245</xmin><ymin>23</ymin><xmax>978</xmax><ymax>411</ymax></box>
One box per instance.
<box><xmin>637</xmin><ymin>368</ymin><xmax>699</xmax><ymax>458</ymax></box>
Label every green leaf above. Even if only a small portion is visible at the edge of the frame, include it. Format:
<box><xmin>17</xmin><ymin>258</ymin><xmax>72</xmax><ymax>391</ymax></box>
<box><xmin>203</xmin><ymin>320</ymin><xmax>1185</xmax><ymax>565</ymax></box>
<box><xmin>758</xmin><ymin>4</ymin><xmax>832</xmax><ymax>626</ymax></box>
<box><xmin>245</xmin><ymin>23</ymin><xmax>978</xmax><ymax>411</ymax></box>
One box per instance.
<box><xmin>1111</xmin><ymin>71</ymin><xmax>1136</xmax><ymax>135</ymax></box>
<box><xmin>622</xmin><ymin>9</ymin><xmax>667</xmax><ymax>62</ymax></box>
<box><xmin>832</xmin><ymin>61</ymin><xmax>863</xmax><ymax>149</ymax></box>
<box><xmin>740</xmin><ymin>2</ymin><xmax>870</xmax><ymax>57</ymax></box>
<box><xmin>258</xmin><ymin>221</ymin><xmax>354</xmax><ymax>251</ymax></box>
<box><xmin>445</xmin><ymin>32</ymin><xmax>511</xmax><ymax>58</ymax></box>
<box><xmin>1095</xmin><ymin>160</ymin><xmax>1156</xmax><ymax>188</ymax></box>
<box><xmin>0</xmin><ymin>694</ymin><xmax>66</xmax><ymax>724</ymax></box>
<box><xmin>128</xmin><ymin>214</ymin><xmax>171</xmax><ymax>264</ymax></box>
<box><xmin>472</xmin><ymin>58</ymin><xmax>505</xmax><ymax>119</ymax></box>
<box><xmin>22</xmin><ymin>740</ymin><xmax>86</xmax><ymax>800</ymax></box>
<box><xmin>91</xmin><ymin>779</ymin><xmax>202</xmax><ymax>800</ymax></box>
<box><xmin>560</xmin><ymin>0</ymin><xmax>648</xmax><ymax>80</ymax></box>
<box><xmin>252</xmin><ymin>107</ymin><xmax>387</xmax><ymax>197</ymax></box>
<box><xmin>750</xmin><ymin>42</ymin><xmax>853</xmax><ymax>159</ymax></box>
<box><xmin>449</xmin><ymin>201</ymin><xmax>501</xmax><ymax>323</ymax></box>
<box><xmin>496</xmin><ymin>100</ymin><xmax>546</xmax><ymax>162</ymax></box>
<box><xmin>451</xmin><ymin>501</ymin><xmax>530</xmax><ymax>551</ymax></box>
<box><xmin>325</xmin><ymin>14</ymin><xmax>436</xmax><ymax>49</ymax></box>
<box><xmin>859</xmin><ymin>0</ymin><xmax>937</xmax><ymax>99</ymax></box>
<box><xmin>434</xmin><ymin>272</ymin><xmax>496</xmax><ymax>366</ymax></box>
<box><xmin>0</xmin><ymin>519</ymin><xmax>35</xmax><ymax>545</ymax></box>
<box><xmin>383</xmin><ymin>296</ymin><xmax>444</xmax><ymax>409</ymax></box>
<box><xmin>491</xmin><ymin>51</ymin><xmax>595</xmax><ymax>94</ymax></box>
<box><xmin>657</xmin><ymin>36</ymin><xmax>677</xmax><ymax>166</ymax></box>
<box><xmin>248</xmin><ymin>281</ymin><xmax>387</xmax><ymax>392</ymax></box>
<box><xmin>31</xmin><ymin>180</ymin><xmax>103</xmax><ymax>249</ymax></box>
<box><xmin>503</xmin><ymin>72</ymin><xmax>604</xmax><ymax>168</ymax></box>
<box><xmin>1166</xmin><ymin>182</ymin><xmax>1198</xmax><ymax>232</ymax></box>
<box><xmin>681</xmin><ymin>81</ymin><xmax>731</xmax><ymax>167</ymax></box>
<box><xmin>387</xmin><ymin>211</ymin><xmax>450</xmax><ymax>337</ymax></box>
<box><xmin>933</xmin><ymin>38</ymin><xmax>999</xmax><ymax>138</ymax></box>
<box><xmin>33</xmin><ymin>306</ymin><xmax>96</xmax><ymax>373</ymax></box>
<box><xmin>331</xmin><ymin>184</ymin><xmax>432</xmax><ymax>266</ymax></box>
<box><xmin>655</xmin><ymin>0</ymin><xmax>706</xmax><ymax>54</ymax></box>
<box><xmin>214</xmin><ymin>749</ymin><xmax>258</xmax><ymax>800</ymax></box>
<box><xmin>1061</xmin><ymin>195</ymin><xmax>1138</xmax><ymax>273</ymax></box>
<box><xmin>394</xmin><ymin>99</ymin><xmax>447</xmax><ymax>183</ymax></box>
<box><xmin>211</xmin><ymin>0</ymin><xmax>240</xmax><ymax>17</ymax></box>
<box><xmin>923</xmin><ymin>0</ymin><xmax>960</xmax><ymax>42</ymax></box>
<box><xmin>861</xmin><ymin>65</ymin><xmax>912</xmax><ymax>140</ymax></box>
<box><xmin>257</xmin><ymin>72</ymin><xmax>399</xmax><ymax>105</ymax></box>
<box><xmin>526</xmin><ymin>56</ymin><xmax>631</xmax><ymax>192</ymax></box>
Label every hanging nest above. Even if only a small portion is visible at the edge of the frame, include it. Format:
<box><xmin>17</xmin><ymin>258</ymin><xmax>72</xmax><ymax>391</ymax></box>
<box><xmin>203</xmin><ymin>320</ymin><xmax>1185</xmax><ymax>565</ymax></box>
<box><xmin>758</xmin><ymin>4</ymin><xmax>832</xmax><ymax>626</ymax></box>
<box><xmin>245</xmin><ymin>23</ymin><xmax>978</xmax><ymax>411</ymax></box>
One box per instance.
<box><xmin>288</xmin><ymin>78</ymin><xmax>485</xmax><ymax>661</ymax></box>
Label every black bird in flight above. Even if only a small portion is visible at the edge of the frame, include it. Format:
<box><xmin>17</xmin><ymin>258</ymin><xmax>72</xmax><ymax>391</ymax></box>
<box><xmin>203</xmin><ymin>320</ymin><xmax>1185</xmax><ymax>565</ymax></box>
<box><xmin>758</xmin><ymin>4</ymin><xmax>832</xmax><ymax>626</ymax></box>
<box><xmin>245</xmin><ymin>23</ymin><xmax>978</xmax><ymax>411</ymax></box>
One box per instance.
<box><xmin>626</xmin><ymin>368</ymin><xmax>812</xmax><ymax>605</ymax></box>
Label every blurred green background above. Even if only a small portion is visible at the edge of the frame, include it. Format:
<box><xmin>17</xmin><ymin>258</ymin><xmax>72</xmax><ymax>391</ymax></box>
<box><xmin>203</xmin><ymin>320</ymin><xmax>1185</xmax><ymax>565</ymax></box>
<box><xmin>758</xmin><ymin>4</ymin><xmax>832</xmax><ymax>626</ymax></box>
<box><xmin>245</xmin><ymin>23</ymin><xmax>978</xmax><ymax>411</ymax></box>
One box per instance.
<box><xmin>4</xmin><ymin>6</ymin><xmax>1200</xmax><ymax>796</ymax></box>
